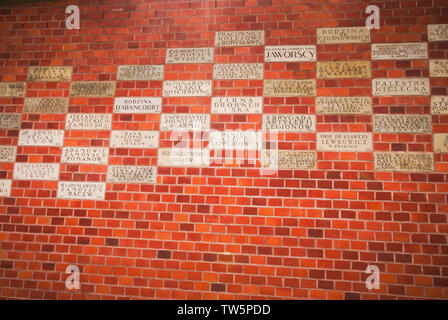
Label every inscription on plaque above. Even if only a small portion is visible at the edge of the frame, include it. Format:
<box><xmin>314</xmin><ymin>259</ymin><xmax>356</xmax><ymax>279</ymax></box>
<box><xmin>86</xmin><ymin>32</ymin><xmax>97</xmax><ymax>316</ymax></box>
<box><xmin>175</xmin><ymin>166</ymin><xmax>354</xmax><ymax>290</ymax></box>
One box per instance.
<box><xmin>434</xmin><ymin>134</ymin><xmax>448</xmax><ymax>153</ymax></box>
<box><xmin>371</xmin><ymin>43</ymin><xmax>428</xmax><ymax>60</ymax></box>
<box><xmin>373</xmin><ymin>78</ymin><xmax>430</xmax><ymax>96</ymax></box>
<box><xmin>317</xmin><ymin>61</ymin><xmax>371</xmax><ymax>79</ymax></box>
<box><xmin>0</xmin><ymin>82</ymin><xmax>25</xmax><ymax>97</ymax></box>
<box><xmin>163</xmin><ymin>80</ymin><xmax>212</xmax><ymax>97</ymax></box>
<box><xmin>262</xmin><ymin>150</ymin><xmax>316</xmax><ymax>169</ymax></box>
<box><xmin>65</xmin><ymin>114</ymin><xmax>112</xmax><ymax>130</ymax></box>
<box><xmin>213</xmin><ymin>63</ymin><xmax>263</xmax><ymax>80</ymax></box>
<box><xmin>114</xmin><ymin>97</ymin><xmax>161</xmax><ymax>113</ymax></box>
<box><xmin>0</xmin><ymin>114</ymin><xmax>20</xmax><ymax>129</ymax></box>
<box><xmin>211</xmin><ymin>97</ymin><xmax>263</xmax><ymax>114</ymax></box>
<box><xmin>215</xmin><ymin>30</ymin><xmax>264</xmax><ymax>47</ymax></box>
<box><xmin>317</xmin><ymin>132</ymin><xmax>373</xmax><ymax>151</ymax></box>
<box><xmin>24</xmin><ymin>98</ymin><xmax>68</xmax><ymax>113</ymax></box>
<box><xmin>107</xmin><ymin>166</ymin><xmax>156</xmax><ymax>183</ymax></box>
<box><xmin>373</xmin><ymin>115</ymin><xmax>431</xmax><ymax>133</ymax></box>
<box><xmin>13</xmin><ymin>163</ymin><xmax>59</xmax><ymax>180</ymax></box>
<box><xmin>166</xmin><ymin>48</ymin><xmax>214</xmax><ymax>64</ymax></box>
<box><xmin>18</xmin><ymin>130</ymin><xmax>64</xmax><ymax>146</ymax></box>
<box><xmin>57</xmin><ymin>181</ymin><xmax>106</xmax><ymax>200</ymax></box>
<box><xmin>209</xmin><ymin>131</ymin><xmax>262</xmax><ymax>150</ymax></box>
<box><xmin>62</xmin><ymin>147</ymin><xmax>109</xmax><ymax>164</ymax></box>
<box><xmin>0</xmin><ymin>146</ymin><xmax>16</xmax><ymax>162</ymax></box>
<box><xmin>158</xmin><ymin>148</ymin><xmax>210</xmax><ymax>167</ymax></box>
<box><xmin>265</xmin><ymin>46</ymin><xmax>316</xmax><ymax>62</ymax></box>
<box><xmin>428</xmin><ymin>24</ymin><xmax>448</xmax><ymax>42</ymax></box>
<box><xmin>27</xmin><ymin>66</ymin><xmax>72</xmax><ymax>81</ymax></box>
<box><xmin>430</xmin><ymin>60</ymin><xmax>448</xmax><ymax>77</ymax></box>
<box><xmin>117</xmin><ymin>65</ymin><xmax>164</xmax><ymax>81</ymax></box>
<box><xmin>70</xmin><ymin>82</ymin><xmax>115</xmax><ymax>97</ymax></box>
<box><xmin>160</xmin><ymin>114</ymin><xmax>210</xmax><ymax>131</ymax></box>
<box><xmin>431</xmin><ymin>96</ymin><xmax>448</xmax><ymax>114</ymax></box>
<box><xmin>316</xmin><ymin>97</ymin><xmax>371</xmax><ymax>114</ymax></box>
<box><xmin>375</xmin><ymin>152</ymin><xmax>434</xmax><ymax>172</ymax></box>
<box><xmin>110</xmin><ymin>131</ymin><xmax>159</xmax><ymax>148</ymax></box>
<box><xmin>317</xmin><ymin>27</ymin><xmax>370</xmax><ymax>44</ymax></box>
<box><xmin>0</xmin><ymin>180</ymin><xmax>12</xmax><ymax>196</ymax></box>
<box><xmin>263</xmin><ymin>79</ymin><xmax>316</xmax><ymax>97</ymax></box>
<box><xmin>263</xmin><ymin>114</ymin><xmax>315</xmax><ymax>132</ymax></box>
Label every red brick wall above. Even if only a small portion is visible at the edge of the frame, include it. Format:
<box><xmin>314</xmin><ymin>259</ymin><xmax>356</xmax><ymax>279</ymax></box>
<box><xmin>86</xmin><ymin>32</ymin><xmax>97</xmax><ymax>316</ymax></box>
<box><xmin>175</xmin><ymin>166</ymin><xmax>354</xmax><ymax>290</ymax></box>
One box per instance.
<box><xmin>0</xmin><ymin>0</ymin><xmax>447</xmax><ymax>300</ymax></box>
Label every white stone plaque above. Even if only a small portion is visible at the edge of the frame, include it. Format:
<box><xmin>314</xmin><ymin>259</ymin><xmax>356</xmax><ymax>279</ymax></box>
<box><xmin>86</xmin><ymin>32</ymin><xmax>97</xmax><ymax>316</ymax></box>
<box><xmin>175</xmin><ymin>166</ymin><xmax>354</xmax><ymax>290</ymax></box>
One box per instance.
<box><xmin>428</xmin><ymin>24</ymin><xmax>448</xmax><ymax>42</ymax></box>
<box><xmin>263</xmin><ymin>79</ymin><xmax>316</xmax><ymax>97</ymax></box>
<box><xmin>317</xmin><ymin>27</ymin><xmax>370</xmax><ymax>44</ymax></box>
<box><xmin>371</xmin><ymin>43</ymin><xmax>428</xmax><ymax>60</ymax></box>
<box><xmin>373</xmin><ymin>78</ymin><xmax>430</xmax><ymax>96</ymax></box>
<box><xmin>57</xmin><ymin>181</ymin><xmax>106</xmax><ymax>200</ymax></box>
<box><xmin>0</xmin><ymin>179</ymin><xmax>12</xmax><ymax>196</ymax></box>
<box><xmin>65</xmin><ymin>114</ymin><xmax>112</xmax><ymax>130</ymax></box>
<box><xmin>162</xmin><ymin>80</ymin><xmax>212</xmax><ymax>97</ymax></box>
<box><xmin>0</xmin><ymin>114</ymin><xmax>21</xmax><ymax>129</ymax></box>
<box><xmin>215</xmin><ymin>30</ymin><xmax>264</xmax><ymax>47</ymax></box>
<box><xmin>114</xmin><ymin>97</ymin><xmax>162</xmax><ymax>113</ymax></box>
<box><xmin>110</xmin><ymin>131</ymin><xmax>159</xmax><ymax>148</ymax></box>
<box><xmin>262</xmin><ymin>114</ymin><xmax>315</xmax><ymax>132</ymax></box>
<box><xmin>261</xmin><ymin>150</ymin><xmax>316</xmax><ymax>169</ymax></box>
<box><xmin>317</xmin><ymin>132</ymin><xmax>373</xmax><ymax>151</ymax></box>
<box><xmin>166</xmin><ymin>48</ymin><xmax>214</xmax><ymax>64</ymax></box>
<box><xmin>23</xmin><ymin>98</ymin><xmax>68</xmax><ymax>113</ymax></box>
<box><xmin>213</xmin><ymin>63</ymin><xmax>264</xmax><ymax>79</ymax></box>
<box><xmin>13</xmin><ymin>163</ymin><xmax>59</xmax><ymax>180</ymax></box>
<box><xmin>107</xmin><ymin>165</ymin><xmax>157</xmax><ymax>183</ymax></box>
<box><xmin>70</xmin><ymin>82</ymin><xmax>115</xmax><ymax>97</ymax></box>
<box><xmin>0</xmin><ymin>146</ymin><xmax>16</xmax><ymax>162</ymax></box>
<box><xmin>316</xmin><ymin>97</ymin><xmax>371</xmax><ymax>114</ymax></box>
<box><xmin>18</xmin><ymin>130</ymin><xmax>64</xmax><ymax>146</ymax></box>
<box><xmin>211</xmin><ymin>97</ymin><xmax>263</xmax><ymax>114</ymax></box>
<box><xmin>209</xmin><ymin>131</ymin><xmax>262</xmax><ymax>150</ymax></box>
<box><xmin>430</xmin><ymin>60</ymin><xmax>448</xmax><ymax>77</ymax></box>
<box><xmin>317</xmin><ymin>61</ymin><xmax>371</xmax><ymax>79</ymax></box>
<box><xmin>373</xmin><ymin>115</ymin><xmax>432</xmax><ymax>133</ymax></box>
<box><xmin>265</xmin><ymin>46</ymin><xmax>316</xmax><ymax>62</ymax></box>
<box><xmin>117</xmin><ymin>65</ymin><xmax>164</xmax><ymax>81</ymax></box>
<box><xmin>0</xmin><ymin>82</ymin><xmax>25</xmax><ymax>97</ymax></box>
<box><xmin>160</xmin><ymin>114</ymin><xmax>210</xmax><ymax>131</ymax></box>
<box><xmin>434</xmin><ymin>134</ymin><xmax>448</xmax><ymax>153</ymax></box>
<box><xmin>61</xmin><ymin>147</ymin><xmax>109</xmax><ymax>164</ymax></box>
<box><xmin>157</xmin><ymin>148</ymin><xmax>210</xmax><ymax>167</ymax></box>
<box><xmin>374</xmin><ymin>152</ymin><xmax>434</xmax><ymax>172</ymax></box>
<box><xmin>431</xmin><ymin>96</ymin><xmax>448</xmax><ymax>114</ymax></box>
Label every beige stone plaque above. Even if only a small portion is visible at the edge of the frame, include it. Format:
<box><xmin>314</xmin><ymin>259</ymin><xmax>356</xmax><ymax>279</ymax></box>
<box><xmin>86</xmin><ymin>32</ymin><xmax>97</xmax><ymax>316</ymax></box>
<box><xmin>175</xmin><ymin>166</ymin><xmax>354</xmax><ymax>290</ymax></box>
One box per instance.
<box><xmin>211</xmin><ymin>97</ymin><xmax>263</xmax><ymax>114</ymax></box>
<box><xmin>0</xmin><ymin>114</ymin><xmax>20</xmax><ymax>129</ymax></box>
<box><xmin>162</xmin><ymin>80</ymin><xmax>212</xmax><ymax>97</ymax></box>
<box><xmin>57</xmin><ymin>181</ymin><xmax>106</xmax><ymax>200</ymax></box>
<box><xmin>107</xmin><ymin>165</ymin><xmax>157</xmax><ymax>183</ymax></box>
<box><xmin>166</xmin><ymin>48</ymin><xmax>214</xmax><ymax>64</ymax></box>
<box><xmin>117</xmin><ymin>65</ymin><xmax>164</xmax><ymax>81</ymax></box>
<box><xmin>23</xmin><ymin>98</ymin><xmax>68</xmax><ymax>113</ymax></box>
<box><xmin>316</xmin><ymin>97</ymin><xmax>371</xmax><ymax>114</ymax></box>
<box><xmin>18</xmin><ymin>130</ymin><xmax>64</xmax><ymax>146</ymax></box>
<box><xmin>215</xmin><ymin>30</ymin><xmax>264</xmax><ymax>47</ymax></box>
<box><xmin>373</xmin><ymin>78</ymin><xmax>430</xmax><ymax>96</ymax></box>
<box><xmin>265</xmin><ymin>46</ymin><xmax>316</xmax><ymax>62</ymax></box>
<box><xmin>317</xmin><ymin>27</ymin><xmax>370</xmax><ymax>44</ymax></box>
<box><xmin>209</xmin><ymin>131</ymin><xmax>262</xmax><ymax>150</ymax></box>
<box><xmin>13</xmin><ymin>163</ymin><xmax>60</xmax><ymax>180</ymax></box>
<box><xmin>213</xmin><ymin>63</ymin><xmax>264</xmax><ymax>80</ymax></box>
<box><xmin>262</xmin><ymin>114</ymin><xmax>315</xmax><ymax>132</ymax></box>
<box><xmin>317</xmin><ymin>132</ymin><xmax>373</xmax><ymax>151</ymax></box>
<box><xmin>0</xmin><ymin>82</ymin><xmax>25</xmax><ymax>97</ymax></box>
<box><xmin>0</xmin><ymin>179</ymin><xmax>12</xmax><ymax>196</ymax></box>
<box><xmin>428</xmin><ymin>24</ymin><xmax>448</xmax><ymax>42</ymax></box>
<box><xmin>261</xmin><ymin>150</ymin><xmax>316</xmax><ymax>169</ymax></box>
<box><xmin>114</xmin><ymin>97</ymin><xmax>161</xmax><ymax>114</ymax></box>
<box><xmin>65</xmin><ymin>114</ymin><xmax>112</xmax><ymax>130</ymax></box>
<box><xmin>317</xmin><ymin>61</ymin><xmax>371</xmax><ymax>79</ymax></box>
<box><xmin>0</xmin><ymin>146</ymin><xmax>16</xmax><ymax>162</ymax></box>
<box><xmin>373</xmin><ymin>115</ymin><xmax>431</xmax><ymax>133</ymax></box>
<box><xmin>374</xmin><ymin>152</ymin><xmax>434</xmax><ymax>172</ymax></box>
<box><xmin>431</xmin><ymin>96</ymin><xmax>448</xmax><ymax>114</ymax></box>
<box><xmin>160</xmin><ymin>114</ymin><xmax>210</xmax><ymax>131</ymax></box>
<box><xmin>157</xmin><ymin>148</ymin><xmax>210</xmax><ymax>167</ymax></box>
<box><xmin>434</xmin><ymin>134</ymin><xmax>448</xmax><ymax>153</ymax></box>
<box><xmin>27</xmin><ymin>66</ymin><xmax>72</xmax><ymax>81</ymax></box>
<box><xmin>371</xmin><ymin>43</ymin><xmax>428</xmax><ymax>60</ymax></box>
<box><xmin>110</xmin><ymin>131</ymin><xmax>159</xmax><ymax>148</ymax></box>
<box><xmin>61</xmin><ymin>147</ymin><xmax>109</xmax><ymax>164</ymax></box>
<box><xmin>430</xmin><ymin>60</ymin><xmax>448</xmax><ymax>77</ymax></box>
<box><xmin>263</xmin><ymin>79</ymin><xmax>316</xmax><ymax>97</ymax></box>
<box><xmin>70</xmin><ymin>82</ymin><xmax>115</xmax><ymax>97</ymax></box>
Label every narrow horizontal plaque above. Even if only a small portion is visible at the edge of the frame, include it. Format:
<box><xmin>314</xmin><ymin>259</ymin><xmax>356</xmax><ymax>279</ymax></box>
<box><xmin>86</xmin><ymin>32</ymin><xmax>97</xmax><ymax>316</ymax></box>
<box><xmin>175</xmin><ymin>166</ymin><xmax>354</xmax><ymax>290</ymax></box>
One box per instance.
<box><xmin>166</xmin><ymin>48</ymin><xmax>214</xmax><ymax>64</ymax></box>
<box><xmin>434</xmin><ymin>134</ymin><xmax>448</xmax><ymax>153</ymax></box>
<box><xmin>209</xmin><ymin>131</ymin><xmax>262</xmax><ymax>150</ymax></box>
<box><xmin>162</xmin><ymin>80</ymin><xmax>212</xmax><ymax>97</ymax></box>
<box><xmin>70</xmin><ymin>82</ymin><xmax>115</xmax><ymax>97</ymax></box>
<box><xmin>430</xmin><ymin>59</ymin><xmax>448</xmax><ymax>77</ymax></box>
<box><xmin>0</xmin><ymin>114</ymin><xmax>20</xmax><ymax>129</ymax></box>
<box><xmin>373</xmin><ymin>115</ymin><xmax>432</xmax><ymax>133</ymax></box>
<box><xmin>263</xmin><ymin>114</ymin><xmax>315</xmax><ymax>132</ymax></box>
<box><xmin>211</xmin><ymin>97</ymin><xmax>263</xmax><ymax>114</ymax></box>
<box><xmin>215</xmin><ymin>30</ymin><xmax>264</xmax><ymax>47</ymax></box>
<box><xmin>317</xmin><ymin>132</ymin><xmax>373</xmax><ymax>151</ymax></box>
<box><xmin>317</xmin><ymin>27</ymin><xmax>370</xmax><ymax>44</ymax></box>
<box><xmin>114</xmin><ymin>97</ymin><xmax>161</xmax><ymax>113</ymax></box>
<box><xmin>431</xmin><ymin>96</ymin><xmax>448</xmax><ymax>114</ymax></box>
<box><xmin>265</xmin><ymin>46</ymin><xmax>316</xmax><ymax>62</ymax></box>
<box><xmin>371</xmin><ymin>43</ymin><xmax>428</xmax><ymax>60</ymax></box>
<box><xmin>262</xmin><ymin>150</ymin><xmax>316</xmax><ymax>169</ymax></box>
<box><xmin>18</xmin><ymin>130</ymin><xmax>64</xmax><ymax>146</ymax></box>
<box><xmin>0</xmin><ymin>82</ymin><xmax>25</xmax><ymax>97</ymax></box>
<box><xmin>117</xmin><ymin>65</ymin><xmax>164</xmax><ymax>81</ymax></box>
<box><xmin>160</xmin><ymin>114</ymin><xmax>210</xmax><ymax>131</ymax></box>
<box><xmin>13</xmin><ymin>163</ymin><xmax>59</xmax><ymax>180</ymax></box>
<box><xmin>0</xmin><ymin>179</ymin><xmax>12</xmax><ymax>196</ymax></box>
<box><xmin>158</xmin><ymin>148</ymin><xmax>210</xmax><ymax>167</ymax></box>
<box><xmin>23</xmin><ymin>98</ymin><xmax>68</xmax><ymax>113</ymax></box>
<box><xmin>213</xmin><ymin>63</ymin><xmax>264</xmax><ymax>79</ymax></box>
<box><xmin>316</xmin><ymin>97</ymin><xmax>371</xmax><ymax>114</ymax></box>
<box><xmin>0</xmin><ymin>146</ymin><xmax>16</xmax><ymax>162</ymax></box>
<box><xmin>61</xmin><ymin>147</ymin><xmax>109</xmax><ymax>164</ymax></box>
<box><xmin>107</xmin><ymin>165</ymin><xmax>156</xmax><ymax>183</ymax></box>
<box><xmin>65</xmin><ymin>114</ymin><xmax>112</xmax><ymax>130</ymax></box>
<box><xmin>317</xmin><ymin>61</ymin><xmax>371</xmax><ymax>79</ymax></box>
<box><xmin>57</xmin><ymin>181</ymin><xmax>106</xmax><ymax>200</ymax></box>
<box><xmin>110</xmin><ymin>130</ymin><xmax>159</xmax><ymax>148</ymax></box>
<box><xmin>428</xmin><ymin>24</ymin><xmax>448</xmax><ymax>42</ymax></box>
<box><xmin>263</xmin><ymin>79</ymin><xmax>316</xmax><ymax>97</ymax></box>
<box><xmin>27</xmin><ymin>66</ymin><xmax>72</xmax><ymax>81</ymax></box>
<box><xmin>373</xmin><ymin>78</ymin><xmax>430</xmax><ymax>96</ymax></box>
<box><xmin>374</xmin><ymin>152</ymin><xmax>434</xmax><ymax>172</ymax></box>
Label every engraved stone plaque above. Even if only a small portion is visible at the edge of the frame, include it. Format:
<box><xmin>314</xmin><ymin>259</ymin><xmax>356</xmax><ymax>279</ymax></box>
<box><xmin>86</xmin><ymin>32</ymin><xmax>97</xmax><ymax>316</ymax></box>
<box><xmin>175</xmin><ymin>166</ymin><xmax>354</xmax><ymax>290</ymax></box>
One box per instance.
<box><xmin>70</xmin><ymin>82</ymin><xmax>115</xmax><ymax>97</ymax></box>
<box><xmin>430</xmin><ymin>60</ymin><xmax>448</xmax><ymax>77</ymax></box>
<box><xmin>262</xmin><ymin>114</ymin><xmax>315</xmax><ymax>132</ymax></box>
<box><xmin>316</xmin><ymin>97</ymin><xmax>371</xmax><ymax>114</ymax></box>
<box><xmin>0</xmin><ymin>146</ymin><xmax>16</xmax><ymax>162</ymax></box>
<box><xmin>263</xmin><ymin>79</ymin><xmax>316</xmax><ymax>97</ymax></box>
<box><xmin>317</xmin><ymin>132</ymin><xmax>373</xmax><ymax>151</ymax></box>
<box><xmin>265</xmin><ymin>46</ymin><xmax>316</xmax><ymax>62</ymax></box>
<box><xmin>61</xmin><ymin>147</ymin><xmax>109</xmax><ymax>164</ymax></box>
<box><xmin>162</xmin><ymin>80</ymin><xmax>212</xmax><ymax>97</ymax></box>
<box><xmin>317</xmin><ymin>61</ymin><xmax>371</xmax><ymax>79</ymax></box>
<box><xmin>371</xmin><ymin>43</ymin><xmax>428</xmax><ymax>60</ymax></box>
<box><xmin>0</xmin><ymin>179</ymin><xmax>12</xmax><ymax>196</ymax></box>
<box><xmin>117</xmin><ymin>65</ymin><xmax>164</xmax><ymax>81</ymax></box>
<box><xmin>209</xmin><ymin>131</ymin><xmax>262</xmax><ymax>150</ymax></box>
<box><xmin>107</xmin><ymin>165</ymin><xmax>156</xmax><ymax>183</ymax></box>
<box><xmin>215</xmin><ymin>30</ymin><xmax>264</xmax><ymax>47</ymax></box>
<box><xmin>160</xmin><ymin>114</ymin><xmax>210</xmax><ymax>131</ymax></box>
<box><xmin>110</xmin><ymin>131</ymin><xmax>159</xmax><ymax>148</ymax></box>
<box><xmin>213</xmin><ymin>63</ymin><xmax>264</xmax><ymax>79</ymax></box>
<box><xmin>27</xmin><ymin>66</ymin><xmax>72</xmax><ymax>81</ymax></box>
<box><xmin>13</xmin><ymin>163</ymin><xmax>59</xmax><ymax>180</ymax></box>
<box><xmin>157</xmin><ymin>148</ymin><xmax>210</xmax><ymax>167</ymax></box>
<box><xmin>373</xmin><ymin>115</ymin><xmax>431</xmax><ymax>133</ymax></box>
<box><xmin>428</xmin><ymin>24</ymin><xmax>448</xmax><ymax>42</ymax></box>
<box><xmin>431</xmin><ymin>96</ymin><xmax>448</xmax><ymax>114</ymax></box>
<box><xmin>434</xmin><ymin>134</ymin><xmax>448</xmax><ymax>153</ymax></box>
<box><xmin>211</xmin><ymin>97</ymin><xmax>263</xmax><ymax>114</ymax></box>
<box><xmin>0</xmin><ymin>82</ymin><xmax>25</xmax><ymax>97</ymax></box>
<box><xmin>65</xmin><ymin>114</ymin><xmax>112</xmax><ymax>130</ymax></box>
<box><xmin>261</xmin><ymin>150</ymin><xmax>316</xmax><ymax>169</ymax></box>
<box><xmin>373</xmin><ymin>78</ymin><xmax>430</xmax><ymax>96</ymax></box>
<box><xmin>24</xmin><ymin>98</ymin><xmax>68</xmax><ymax>113</ymax></box>
<box><xmin>57</xmin><ymin>181</ymin><xmax>106</xmax><ymax>200</ymax></box>
<box><xmin>317</xmin><ymin>27</ymin><xmax>370</xmax><ymax>44</ymax></box>
<box><xmin>374</xmin><ymin>152</ymin><xmax>434</xmax><ymax>172</ymax></box>
<box><xmin>166</xmin><ymin>47</ymin><xmax>214</xmax><ymax>64</ymax></box>
<box><xmin>0</xmin><ymin>114</ymin><xmax>20</xmax><ymax>129</ymax></box>
<box><xmin>18</xmin><ymin>130</ymin><xmax>64</xmax><ymax>146</ymax></box>
<box><xmin>114</xmin><ymin>97</ymin><xmax>161</xmax><ymax>113</ymax></box>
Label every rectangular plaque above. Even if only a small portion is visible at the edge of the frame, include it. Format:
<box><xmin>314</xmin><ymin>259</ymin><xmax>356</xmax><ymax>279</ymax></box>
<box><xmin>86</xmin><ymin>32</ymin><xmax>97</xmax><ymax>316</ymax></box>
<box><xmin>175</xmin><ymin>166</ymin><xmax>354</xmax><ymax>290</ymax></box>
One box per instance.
<box><xmin>428</xmin><ymin>24</ymin><xmax>448</xmax><ymax>42</ymax></box>
<box><xmin>114</xmin><ymin>97</ymin><xmax>161</xmax><ymax>114</ymax></box>
<box><xmin>107</xmin><ymin>165</ymin><xmax>156</xmax><ymax>183</ymax></box>
<box><xmin>263</xmin><ymin>79</ymin><xmax>316</xmax><ymax>97</ymax></box>
<box><xmin>0</xmin><ymin>179</ymin><xmax>12</xmax><ymax>196</ymax></box>
<box><xmin>262</xmin><ymin>150</ymin><xmax>316</xmax><ymax>169</ymax></box>
<box><xmin>371</xmin><ymin>43</ymin><xmax>428</xmax><ymax>60</ymax></box>
<box><xmin>211</xmin><ymin>97</ymin><xmax>263</xmax><ymax>114</ymax></box>
<box><xmin>265</xmin><ymin>46</ymin><xmax>316</xmax><ymax>62</ymax></box>
<box><xmin>157</xmin><ymin>148</ymin><xmax>210</xmax><ymax>167</ymax></box>
<box><xmin>160</xmin><ymin>114</ymin><xmax>210</xmax><ymax>131</ymax></box>
<box><xmin>434</xmin><ymin>134</ymin><xmax>448</xmax><ymax>153</ymax></box>
<box><xmin>18</xmin><ymin>130</ymin><xmax>64</xmax><ymax>146</ymax></box>
<box><xmin>373</xmin><ymin>115</ymin><xmax>431</xmax><ymax>133</ymax></box>
<box><xmin>57</xmin><ymin>181</ymin><xmax>106</xmax><ymax>200</ymax></box>
<box><xmin>209</xmin><ymin>131</ymin><xmax>262</xmax><ymax>150</ymax></box>
<box><xmin>430</xmin><ymin>60</ymin><xmax>448</xmax><ymax>77</ymax></box>
<box><xmin>162</xmin><ymin>80</ymin><xmax>212</xmax><ymax>97</ymax></box>
<box><xmin>27</xmin><ymin>66</ymin><xmax>72</xmax><ymax>81</ymax></box>
<box><xmin>110</xmin><ymin>131</ymin><xmax>159</xmax><ymax>148</ymax></box>
<box><xmin>166</xmin><ymin>48</ymin><xmax>214</xmax><ymax>64</ymax></box>
<box><xmin>431</xmin><ymin>96</ymin><xmax>448</xmax><ymax>114</ymax></box>
<box><xmin>215</xmin><ymin>30</ymin><xmax>264</xmax><ymax>47</ymax></box>
<box><xmin>117</xmin><ymin>65</ymin><xmax>164</xmax><ymax>81</ymax></box>
<box><xmin>374</xmin><ymin>152</ymin><xmax>434</xmax><ymax>172</ymax></box>
<box><xmin>317</xmin><ymin>27</ymin><xmax>370</xmax><ymax>44</ymax></box>
<box><xmin>65</xmin><ymin>114</ymin><xmax>112</xmax><ymax>130</ymax></box>
<box><xmin>263</xmin><ymin>114</ymin><xmax>315</xmax><ymax>132</ymax></box>
<box><xmin>0</xmin><ymin>146</ymin><xmax>16</xmax><ymax>162</ymax></box>
<box><xmin>24</xmin><ymin>98</ymin><xmax>68</xmax><ymax>113</ymax></box>
<box><xmin>0</xmin><ymin>82</ymin><xmax>25</xmax><ymax>97</ymax></box>
<box><xmin>0</xmin><ymin>114</ymin><xmax>21</xmax><ymax>129</ymax></box>
<box><xmin>213</xmin><ymin>63</ymin><xmax>264</xmax><ymax>79</ymax></box>
<box><xmin>373</xmin><ymin>78</ymin><xmax>430</xmax><ymax>96</ymax></box>
<box><xmin>316</xmin><ymin>97</ymin><xmax>371</xmax><ymax>114</ymax></box>
<box><xmin>13</xmin><ymin>163</ymin><xmax>59</xmax><ymax>180</ymax></box>
<box><xmin>61</xmin><ymin>147</ymin><xmax>109</xmax><ymax>164</ymax></box>
<box><xmin>70</xmin><ymin>82</ymin><xmax>115</xmax><ymax>97</ymax></box>
<box><xmin>317</xmin><ymin>132</ymin><xmax>373</xmax><ymax>151</ymax></box>
<box><xmin>317</xmin><ymin>61</ymin><xmax>371</xmax><ymax>79</ymax></box>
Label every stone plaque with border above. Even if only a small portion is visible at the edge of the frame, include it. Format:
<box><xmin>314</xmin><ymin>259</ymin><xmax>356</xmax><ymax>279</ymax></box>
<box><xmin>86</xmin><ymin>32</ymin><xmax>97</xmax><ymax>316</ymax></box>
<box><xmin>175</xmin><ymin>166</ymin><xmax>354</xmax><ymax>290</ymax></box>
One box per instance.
<box><xmin>430</xmin><ymin>60</ymin><xmax>448</xmax><ymax>77</ymax></box>
<box><xmin>162</xmin><ymin>80</ymin><xmax>212</xmax><ymax>97</ymax></box>
<box><xmin>157</xmin><ymin>148</ymin><xmax>210</xmax><ymax>167</ymax></box>
<box><xmin>65</xmin><ymin>114</ymin><xmax>112</xmax><ymax>130</ymax></box>
<box><xmin>209</xmin><ymin>131</ymin><xmax>262</xmax><ymax>150</ymax></box>
<box><xmin>27</xmin><ymin>66</ymin><xmax>72</xmax><ymax>81</ymax></box>
<box><xmin>373</xmin><ymin>115</ymin><xmax>431</xmax><ymax>133</ymax></box>
<box><xmin>70</xmin><ymin>82</ymin><xmax>115</xmax><ymax>97</ymax></box>
<box><xmin>431</xmin><ymin>96</ymin><xmax>448</xmax><ymax>114</ymax></box>
<box><xmin>0</xmin><ymin>114</ymin><xmax>20</xmax><ymax>129</ymax></box>
<box><xmin>317</xmin><ymin>27</ymin><xmax>370</xmax><ymax>44</ymax></box>
<box><xmin>110</xmin><ymin>131</ymin><xmax>159</xmax><ymax>148</ymax></box>
<box><xmin>107</xmin><ymin>165</ymin><xmax>157</xmax><ymax>183</ymax></box>
<box><xmin>373</xmin><ymin>78</ymin><xmax>430</xmax><ymax>96</ymax></box>
<box><xmin>316</xmin><ymin>97</ymin><xmax>371</xmax><ymax>114</ymax></box>
<box><xmin>23</xmin><ymin>98</ymin><xmax>68</xmax><ymax>113</ymax></box>
<box><xmin>263</xmin><ymin>79</ymin><xmax>316</xmax><ymax>97</ymax></box>
<box><xmin>317</xmin><ymin>132</ymin><xmax>373</xmax><ymax>152</ymax></box>
<box><xmin>114</xmin><ymin>97</ymin><xmax>162</xmax><ymax>113</ymax></box>
<box><xmin>317</xmin><ymin>61</ymin><xmax>371</xmax><ymax>79</ymax></box>
<box><xmin>13</xmin><ymin>163</ymin><xmax>59</xmax><ymax>180</ymax></box>
<box><xmin>262</xmin><ymin>114</ymin><xmax>315</xmax><ymax>132</ymax></box>
<box><xmin>61</xmin><ymin>147</ymin><xmax>109</xmax><ymax>164</ymax></box>
<box><xmin>160</xmin><ymin>114</ymin><xmax>210</xmax><ymax>131</ymax></box>
<box><xmin>374</xmin><ymin>152</ymin><xmax>434</xmax><ymax>172</ymax></box>
<box><xmin>0</xmin><ymin>82</ymin><xmax>25</xmax><ymax>97</ymax></box>
<box><xmin>166</xmin><ymin>47</ymin><xmax>214</xmax><ymax>64</ymax></box>
<box><xmin>57</xmin><ymin>181</ymin><xmax>106</xmax><ymax>200</ymax></box>
<box><xmin>434</xmin><ymin>134</ymin><xmax>448</xmax><ymax>153</ymax></box>
<box><xmin>117</xmin><ymin>65</ymin><xmax>164</xmax><ymax>81</ymax></box>
<box><xmin>0</xmin><ymin>146</ymin><xmax>16</xmax><ymax>162</ymax></box>
<box><xmin>371</xmin><ymin>43</ymin><xmax>428</xmax><ymax>60</ymax></box>
<box><xmin>428</xmin><ymin>24</ymin><xmax>448</xmax><ymax>42</ymax></box>
<box><xmin>265</xmin><ymin>45</ymin><xmax>316</xmax><ymax>62</ymax></box>
<box><xmin>18</xmin><ymin>130</ymin><xmax>64</xmax><ymax>146</ymax></box>
<box><xmin>211</xmin><ymin>97</ymin><xmax>263</xmax><ymax>114</ymax></box>
<box><xmin>262</xmin><ymin>150</ymin><xmax>316</xmax><ymax>169</ymax></box>
<box><xmin>215</xmin><ymin>30</ymin><xmax>264</xmax><ymax>47</ymax></box>
<box><xmin>0</xmin><ymin>179</ymin><xmax>12</xmax><ymax>196</ymax></box>
<box><xmin>213</xmin><ymin>63</ymin><xmax>264</xmax><ymax>79</ymax></box>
